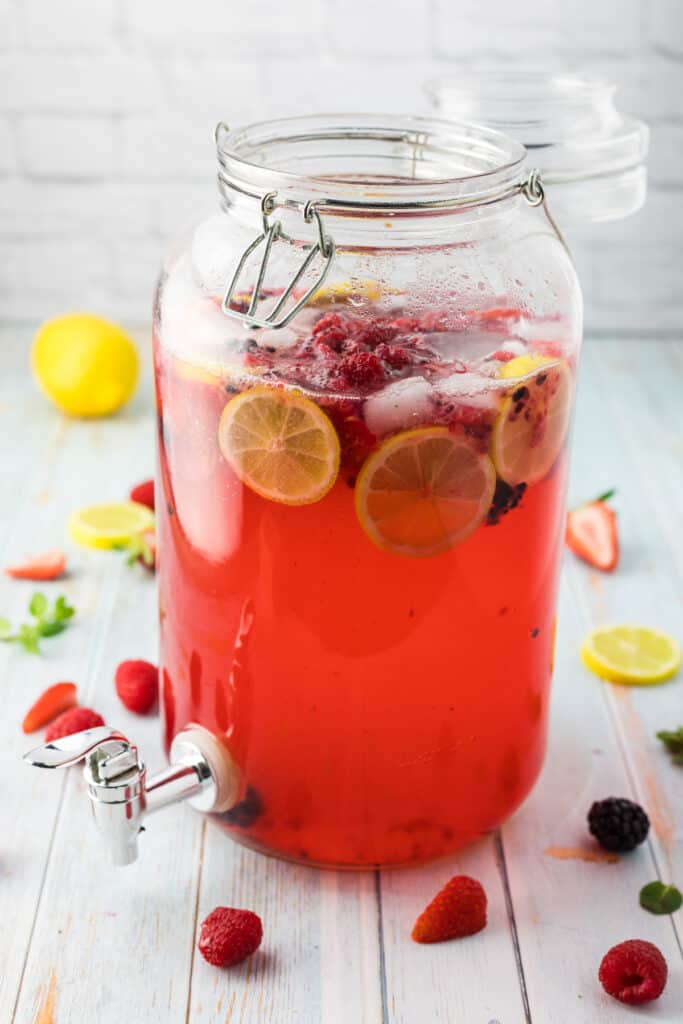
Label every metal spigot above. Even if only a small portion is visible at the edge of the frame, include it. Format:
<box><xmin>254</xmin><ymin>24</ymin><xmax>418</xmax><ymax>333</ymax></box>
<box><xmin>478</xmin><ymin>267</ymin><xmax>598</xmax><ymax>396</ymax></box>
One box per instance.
<box><xmin>24</xmin><ymin>724</ymin><xmax>240</xmax><ymax>866</ymax></box>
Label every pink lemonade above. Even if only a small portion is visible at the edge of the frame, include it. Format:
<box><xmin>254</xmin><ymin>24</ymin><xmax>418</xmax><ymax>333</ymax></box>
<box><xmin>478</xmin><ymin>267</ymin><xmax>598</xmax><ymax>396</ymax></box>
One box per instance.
<box><xmin>156</xmin><ymin>300</ymin><xmax>575</xmax><ymax>868</ymax></box>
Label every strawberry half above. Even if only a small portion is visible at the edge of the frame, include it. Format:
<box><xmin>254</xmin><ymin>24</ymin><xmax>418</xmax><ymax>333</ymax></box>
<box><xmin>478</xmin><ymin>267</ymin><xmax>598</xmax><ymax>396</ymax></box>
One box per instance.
<box><xmin>412</xmin><ymin>875</ymin><xmax>487</xmax><ymax>943</ymax></box>
<box><xmin>22</xmin><ymin>681</ymin><xmax>77</xmax><ymax>733</ymax></box>
<box><xmin>566</xmin><ymin>492</ymin><xmax>618</xmax><ymax>572</ymax></box>
<box><xmin>5</xmin><ymin>549</ymin><xmax>66</xmax><ymax>581</ymax></box>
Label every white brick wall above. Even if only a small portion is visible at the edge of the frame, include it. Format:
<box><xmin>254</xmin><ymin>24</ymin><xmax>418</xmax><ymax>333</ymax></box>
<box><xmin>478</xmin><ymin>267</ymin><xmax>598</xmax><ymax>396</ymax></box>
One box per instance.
<box><xmin>0</xmin><ymin>0</ymin><xmax>681</xmax><ymax>332</ymax></box>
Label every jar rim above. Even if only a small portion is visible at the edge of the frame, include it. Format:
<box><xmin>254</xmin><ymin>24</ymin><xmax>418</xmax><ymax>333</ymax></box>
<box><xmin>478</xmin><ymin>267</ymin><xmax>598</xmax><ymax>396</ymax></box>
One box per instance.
<box><xmin>215</xmin><ymin>113</ymin><xmax>527</xmax><ymax>215</ymax></box>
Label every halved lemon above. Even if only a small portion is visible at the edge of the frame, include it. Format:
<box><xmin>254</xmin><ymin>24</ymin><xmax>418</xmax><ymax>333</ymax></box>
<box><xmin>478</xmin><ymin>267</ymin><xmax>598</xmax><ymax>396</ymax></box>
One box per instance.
<box><xmin>581</xmin><ymin>625</ymin><xmax>681</xmax><ymax>686</ymax></box>
<box><xmin>217</xmin><ymin>386</ymin><xmax>340</xmax><ymax>505</ymax></box>
<box><xmin>68</xmin><ymin>502</ymin><xmax>155</xmax><ymax>549</ymax></box>
<box><xmin>355</xmin><ymin>427</ymin><xmax>496</xmax><ymax>557</ymax></box>
<box><xmin>491</xmin><ymin>355</ymin><xmax>573</xmax><ymax>486</ymax></box>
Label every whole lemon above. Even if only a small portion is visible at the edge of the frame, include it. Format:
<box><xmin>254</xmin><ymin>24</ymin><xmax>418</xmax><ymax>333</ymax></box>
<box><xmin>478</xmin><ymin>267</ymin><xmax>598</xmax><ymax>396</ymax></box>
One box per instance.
<box><xmin>32</xmin><ymin>313</ymin><xmax>139</xmax><ymax>417</ymax></box>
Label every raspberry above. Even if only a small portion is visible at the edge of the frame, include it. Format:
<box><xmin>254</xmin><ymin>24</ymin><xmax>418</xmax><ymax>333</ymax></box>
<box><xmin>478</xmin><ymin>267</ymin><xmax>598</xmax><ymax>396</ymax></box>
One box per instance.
<box><xmin>390</xmin><ymin>315</ymin><xmax>421</xmax><ymax>333</ymax></box>
<box><xmin>198</xmin><ymin>907</ymin><xmax>263</xmax><ymax>967</ymax></box>
<box><xmin>375</xmin><ymin>342</ymin><xmax>412</xmax><ymax>369</ymax></box>
<box><xmin>312</xmin><ymin>312</ymin><xmax>349</xmax><ymax>350</ymax></box>
<box><xmin>45</xmin><ymin>707</ymin><xmax>104</xmax><ymax>742</ymax></box>
<box><xmin>599</xmin><ymin>939</ymin><xmax>667</xmax><ymax>1004</ymax></box>
<box><xmin>129</xmin><ymin>479</ymin><xmax>155</xmax><ymax>510</ymax></box>
<box><xmin>588</xmin><ymin>797</ymin><xmax>650</xmax><ymax>853</ymax></box>
<box><xmin>115</xmin><ymin>659</ymin><xmax>158</xmax><ymax>714</ymax></box>
<box><xmin>338</xmin><ymin>351</ymin><xmax>386</xmax><ymax>390</ymax></box>
<box><xmin>351</xmin><ymin>320</ymin><xmax>398</xmax><ymax>348</ymax></box>
<box><xmin>411</xmin><ymin>875</ymin><xmax>487</xmax><ymax>943</ymax></box>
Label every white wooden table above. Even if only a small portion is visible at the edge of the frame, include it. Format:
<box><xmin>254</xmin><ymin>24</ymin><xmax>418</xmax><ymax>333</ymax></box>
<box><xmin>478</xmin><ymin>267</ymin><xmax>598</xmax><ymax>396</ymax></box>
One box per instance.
<box><xmin>0</xmin><ymin>332</ymin><xmax>681</xmax><ymax>1023</ymax></box>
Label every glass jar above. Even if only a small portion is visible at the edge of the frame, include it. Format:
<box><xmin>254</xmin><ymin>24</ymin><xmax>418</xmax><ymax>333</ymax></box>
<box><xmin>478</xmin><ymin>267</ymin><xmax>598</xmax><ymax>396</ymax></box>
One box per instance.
<box><xmin>154</xmin><ymin>114</ymin><xmax>607</xmax><ymax>868</ymax></box>
<box><xmin>426</xmin><ymin>70</ymin><xmax>649</xmax><ymax>226</ymax></box>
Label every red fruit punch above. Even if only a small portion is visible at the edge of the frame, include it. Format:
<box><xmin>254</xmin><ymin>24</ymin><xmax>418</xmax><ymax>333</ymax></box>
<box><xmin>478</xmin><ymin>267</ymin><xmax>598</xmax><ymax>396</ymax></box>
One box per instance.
<box><xmin>5</xmin><ymin>549</ymin><xmax>66</xmax><ymax>581</ymax></box>
<box><xmin>566</xmin><ymin>499</ymin><xmax>618</xmax><ymax>571</ymax></box>
<box><xmin>22</xmin><ymin>681</ymin><xmax>77</xmax><ymax>734</ymax></box>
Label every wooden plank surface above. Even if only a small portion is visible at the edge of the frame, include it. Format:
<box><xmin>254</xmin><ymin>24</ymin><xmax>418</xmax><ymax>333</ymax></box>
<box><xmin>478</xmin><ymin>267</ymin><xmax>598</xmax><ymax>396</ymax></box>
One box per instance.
<box><xmin>0</xmin><ymin>332</ymin><xmax>681</xmax><ymax>1023</ymax></box>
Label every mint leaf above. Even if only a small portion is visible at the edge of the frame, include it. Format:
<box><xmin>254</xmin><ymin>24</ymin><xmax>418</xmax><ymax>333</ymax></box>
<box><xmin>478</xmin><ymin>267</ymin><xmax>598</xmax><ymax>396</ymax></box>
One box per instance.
<box><xmin>39</xmin><ymin>620</ymin><xmax>67</xmax><ymax>638</ymax></box>
<box><xmin>53</xmin><ymin>596</ymin><xmax>75</xmax><ymax>621</ymax></box>
<box><xmin>640</xmin><ymin>881</ymin><xmax>683</xmax><ymax>915</ymax></box>
<box><xmin>18</xmin><ymin>624</ymin><xmax>40</xmax><ymax>654</ymax></box>
<box><xmin>656</xmin><ymin>728</ymin><xmax>683</xmax><ymax>766</ymax></box>
<box><xmin>0</xmin><ymin>592</ymin><xmax>75</xmax><ymax>654</ymax></box>
<box><xmin>29</xmin><ymin>592</ymin><xmax>48</xmax><ymax>618</ymax></box>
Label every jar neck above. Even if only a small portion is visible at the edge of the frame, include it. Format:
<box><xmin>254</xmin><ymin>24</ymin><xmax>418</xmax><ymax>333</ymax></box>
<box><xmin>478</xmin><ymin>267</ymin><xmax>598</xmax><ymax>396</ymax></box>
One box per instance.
<box><xmin>215</xmin><ymin>114</ymin><xmax>530</xmax><ymax>247</ymax></box>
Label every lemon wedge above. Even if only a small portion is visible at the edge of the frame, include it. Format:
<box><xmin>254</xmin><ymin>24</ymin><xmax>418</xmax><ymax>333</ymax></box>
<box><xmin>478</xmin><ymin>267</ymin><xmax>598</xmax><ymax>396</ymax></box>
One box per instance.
<box><xmin>355</xmin><ymin>427</ymin><xmax>496</xmax><ymax>558</ymax></box>
<box><xmin>217</xmin><ymin>386</ymin><xmax>340</xmax><ymax>505</ymax></box>
<box><xmin>68</xmin><ymin>502</ymin><xmax>155</xmax><ymax>549</ymax></box>
<box><xmin>581</xmin><ymin>625</ymin><xmax>681</xmax><ymax>686</ymax></box>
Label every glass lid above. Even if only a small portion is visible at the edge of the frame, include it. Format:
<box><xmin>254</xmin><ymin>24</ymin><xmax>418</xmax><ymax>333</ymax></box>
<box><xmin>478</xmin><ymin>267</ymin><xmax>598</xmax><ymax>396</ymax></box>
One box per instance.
<box><xmin>425</xmin><ymin>70</ymin><xmax>649</xmax><ymax>224</ymax></box>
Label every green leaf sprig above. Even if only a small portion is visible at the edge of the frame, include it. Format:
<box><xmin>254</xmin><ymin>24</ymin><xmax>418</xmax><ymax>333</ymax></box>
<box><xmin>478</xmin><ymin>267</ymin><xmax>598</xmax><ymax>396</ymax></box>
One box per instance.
<box><xmin>0</xmin><ymin>592</ymin><xmax>75</xmax><ymax>654</ymax></box>
<box><xmin>656</xmin><ymin>728</ymin><xmax>683</xmax><ymax>766</ymax></box>
<box><xmin>639</xmin><ymin>880</ymin><xmax>683</xmax><ymax>915</ymax></box>
<box><xmin>114</xmin><ymin>534</ymin><xmax>155</xmax><ymax>569</ymax></box>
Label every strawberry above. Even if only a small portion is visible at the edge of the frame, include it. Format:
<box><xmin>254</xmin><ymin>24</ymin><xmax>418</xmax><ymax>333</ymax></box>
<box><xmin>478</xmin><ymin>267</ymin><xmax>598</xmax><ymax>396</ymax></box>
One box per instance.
<box><xmin>115</xmin><ymin>659</ymin><xmax>158</xmax><ymax>714</ymax></box>
<box><xmin>412</xmin><ymin>875</ymin><xmax>487</xmax><ymax>943</ymax></box>
<box><xmin>138</xmin><ymin>529</ymin><xmax>157</xmax><ymax>572</ymax></box>
<box><xmin>5</xmin><ymin>549</ymin><xmax>66</xmax><ymax>581</ymax></box>
<box><xmin>45</xmin><ymin>706</ymin><xmax>104</xmax><ymax>742</ymax></box>
<box><xmin>22</xmin><ymin>681</ymin><xmax>77</xmax><ymax>734</ymax></box>
<box><xmin>566</xmin><ymin>490</ymin><xmax>618</xmax><ymax>571</ymax></box>
<box><xmin>129</xmin><ymin>478</ymin><xmax>155</xmax><ymax>511</ymax></box>
<box><xmin>198</xmin><ymin>907</ymin><xmax>263</xmax><ymax>967</ymax></box>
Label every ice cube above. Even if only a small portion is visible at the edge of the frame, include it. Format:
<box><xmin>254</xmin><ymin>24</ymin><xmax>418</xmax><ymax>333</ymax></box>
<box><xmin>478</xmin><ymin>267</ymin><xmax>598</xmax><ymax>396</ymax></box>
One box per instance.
<box><xmin>363</xmin><ymin>377</ymin><xmax>434</xmax><ymax>437</ymax></box>
<box><xmin>436</xmin><ymin>373</ymin><xmax>502</xmax><ymax>408</ymax></box>
<box><xmin>253</xmin><ymin>326</ymin><xmax>298</xmax><ymax>351</ymax></box>
<box><xmin>191</xmin><ymin>214</ymin><xmax>235</xmax><ymax>292</ymax></box>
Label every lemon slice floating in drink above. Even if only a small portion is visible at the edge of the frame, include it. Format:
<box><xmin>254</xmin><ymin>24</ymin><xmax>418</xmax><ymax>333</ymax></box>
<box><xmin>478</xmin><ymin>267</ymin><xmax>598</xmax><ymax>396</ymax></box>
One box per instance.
<box><xmin>68</xmin><ymin>502</ymin><xmax>155</xmax><ymax>549</ymax></box>
<box><xmin>492</xmin><ymin>355</ymin><xmax>573</xmax><ymax>486</ymax></box>
<box><xmin>217</xmin><ymin>386</ymin><xmax>340</xmax><ymax>505</ymax></box>
<box><xmin>355</xmin><ymin>427</ymin><xmax>496</xmax><ymax>557</ymax></box>
<box><xmin>581</xmin><ymin>625</ymin><xmax>681</xmax><ymax>685</ymax></box>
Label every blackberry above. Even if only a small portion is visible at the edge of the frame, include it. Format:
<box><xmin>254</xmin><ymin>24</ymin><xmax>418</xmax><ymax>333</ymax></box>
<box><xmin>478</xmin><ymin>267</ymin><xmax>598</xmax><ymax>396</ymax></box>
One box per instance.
<box><xmin>217</xmin><ymin>786</ymin><xmax>264</xmax><ymax>829</ymax></box>
<box><xmin>486</xmin><ymin>480</ymin><xmax>527</xmax><ymax>526</ymax></box>
<box><xmin>588</xmin><ymin>797</ymin><xmax>650</xmax><ymax>853</ymax></box>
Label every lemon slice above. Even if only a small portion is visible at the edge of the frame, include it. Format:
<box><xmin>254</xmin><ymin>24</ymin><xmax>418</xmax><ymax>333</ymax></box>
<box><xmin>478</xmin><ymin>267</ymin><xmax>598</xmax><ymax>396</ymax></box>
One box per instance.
<box><xmin>68</xmin><ymin>502</ymin><xmax>155</xmax><ymax>549</ymax></box>
<box><xmin>217</xmin><ymin>386</ymin><xmax>340</xmax><ymax>505</ymax></box>
<box><xmin>355</xmin><ymin>427</ymin><xmax>496</xmax><ymax>557</ymax></box>
<box><xmin>492</xmin><ymin>355</ymin><xmax>573</xmax><ymax>486</ymax></box>
<box><xmin>309</xmin><ymin>279</ymin><xmax>383</xmax><ymax>305</ymax></box>
<box><xmin>581</xmin><ymin>625</ymin><xmax>681</xmax><ymax>685</ymax></box>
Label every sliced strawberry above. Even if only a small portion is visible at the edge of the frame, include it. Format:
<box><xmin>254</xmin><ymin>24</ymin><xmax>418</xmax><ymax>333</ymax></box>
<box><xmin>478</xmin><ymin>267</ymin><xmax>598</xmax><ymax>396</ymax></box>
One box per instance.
<box><xmin>5</xmin><ymin>549</ymin><xmax>66</xmax><ymax>581</ymax></box>
<box><xmin>22</xmin><ymin>682</ymin><xmax>77</xmax><ymax>733</ymax></box>
<box><xmin>566</xmin><ymin>498</ymin><xmax>618</xmax><ymax>572</ymax></box>
<box><xmin>129</xmin><ymin>479</ymin><xmax>155</xmax><ymax>511</ymax></box>
<box><xmin>137</xmin><ymin>529</ymin><xmax>157</xmax><ymax>572</ymax></box>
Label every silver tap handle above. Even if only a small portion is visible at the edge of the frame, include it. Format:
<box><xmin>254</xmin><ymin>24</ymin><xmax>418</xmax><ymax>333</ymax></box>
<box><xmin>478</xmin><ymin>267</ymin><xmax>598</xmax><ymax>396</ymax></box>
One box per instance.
<box><xmin>23</xmin><ymin>727</ymin><xmax>133</xmax><ymax>770</ymax></box>
<box><xmin>23</xmin><ymin>723</ymin><xmax>240</xmax><ymax>867</ymax></box>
